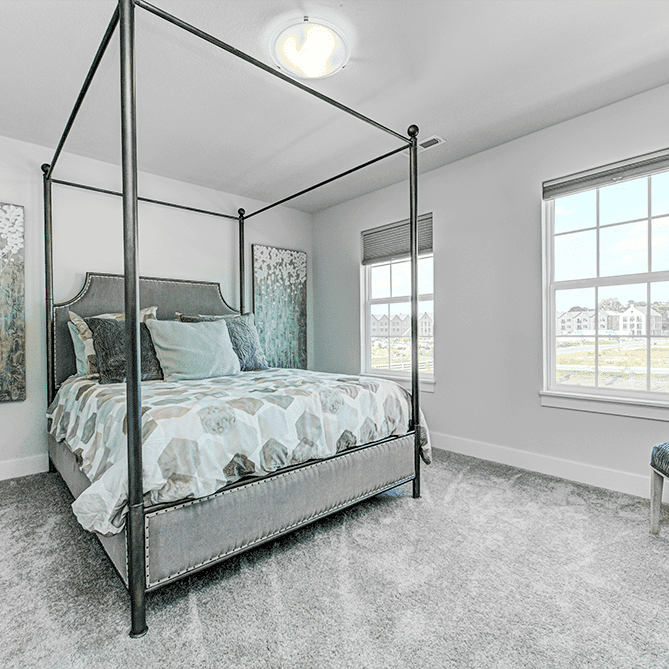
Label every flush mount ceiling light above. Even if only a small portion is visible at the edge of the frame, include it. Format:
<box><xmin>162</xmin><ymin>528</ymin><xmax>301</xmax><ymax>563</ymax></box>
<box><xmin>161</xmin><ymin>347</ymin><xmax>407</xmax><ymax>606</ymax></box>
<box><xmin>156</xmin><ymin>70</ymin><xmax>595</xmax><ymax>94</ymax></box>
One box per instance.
<box><xmin>270</xmin><ymin>16</ymin><xmax>350</xmax><ymax>79</ymax></box>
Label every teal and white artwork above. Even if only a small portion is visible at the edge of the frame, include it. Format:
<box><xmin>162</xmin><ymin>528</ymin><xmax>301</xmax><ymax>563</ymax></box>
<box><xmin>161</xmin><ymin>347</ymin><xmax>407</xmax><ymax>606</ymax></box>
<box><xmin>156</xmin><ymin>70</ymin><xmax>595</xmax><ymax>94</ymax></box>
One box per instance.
<box><xmin>252</xmin><ymin>244</ymin><xmax>307</xmax><ymax>369</ymax></box>
<box><xmin>0</xmin><ymin>202</ymin><xmax>25</xmax><ymax>401</ymax></box>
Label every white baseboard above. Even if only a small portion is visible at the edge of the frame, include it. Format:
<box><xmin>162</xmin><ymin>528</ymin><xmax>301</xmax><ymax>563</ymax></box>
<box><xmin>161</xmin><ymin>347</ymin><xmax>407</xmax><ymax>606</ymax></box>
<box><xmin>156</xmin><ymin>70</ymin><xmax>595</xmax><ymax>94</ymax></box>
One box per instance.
<box><xmin>430</xmin><ymin>431</ymin><xmax>651</xmax><ymax>500</ymax></box>
<box><xmin>0</xmin><ymin>453</ymin><xmax>49</xmax><ymax>481</ymax></box>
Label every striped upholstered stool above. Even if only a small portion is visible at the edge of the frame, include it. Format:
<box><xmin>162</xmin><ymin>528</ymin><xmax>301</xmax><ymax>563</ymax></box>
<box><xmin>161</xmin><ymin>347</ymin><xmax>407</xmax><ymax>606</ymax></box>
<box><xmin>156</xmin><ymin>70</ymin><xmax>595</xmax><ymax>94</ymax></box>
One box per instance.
<box><xmin>650</xmin><ymin>443</ymin><xmax>669</xmax><ymax>533</ymax></box>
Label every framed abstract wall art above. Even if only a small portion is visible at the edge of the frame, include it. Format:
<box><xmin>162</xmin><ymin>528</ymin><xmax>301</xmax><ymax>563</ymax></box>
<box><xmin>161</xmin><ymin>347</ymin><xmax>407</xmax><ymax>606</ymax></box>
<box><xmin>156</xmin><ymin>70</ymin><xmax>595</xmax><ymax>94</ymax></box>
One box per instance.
<box><xmin>0</xmin><ymin>202</ymin><xmax>25</xmax><ymax>402</ymax></box>
<box><xmin>252</xmin><ymin>244</ymin><xmax>307</xmax><ymax>369</ymax></box>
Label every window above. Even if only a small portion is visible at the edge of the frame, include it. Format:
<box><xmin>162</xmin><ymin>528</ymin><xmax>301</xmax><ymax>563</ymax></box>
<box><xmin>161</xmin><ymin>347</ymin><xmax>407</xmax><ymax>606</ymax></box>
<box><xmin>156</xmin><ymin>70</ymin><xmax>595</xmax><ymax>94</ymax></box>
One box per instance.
<box><xmin>542</xmin><ymin>148</ymin><xmax>669</xmax><ymax>414</ymax></box>
<box><xmin>361</xmin><ymin>214</ymin><xmax>434</xmax><ymax>385</ymax></box>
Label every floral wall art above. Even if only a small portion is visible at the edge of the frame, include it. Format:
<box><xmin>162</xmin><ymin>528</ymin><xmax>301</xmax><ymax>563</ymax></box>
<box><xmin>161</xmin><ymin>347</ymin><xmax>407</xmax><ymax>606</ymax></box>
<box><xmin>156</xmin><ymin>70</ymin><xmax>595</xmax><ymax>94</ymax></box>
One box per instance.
<box><xmin>252</xmin><ymin>244</ymin><xmax>307</xmax><ymax>369</ymax></box>
<box><xmin>0</xmin><ymin>202</ymin><xmax>25</xmax><ymax>402</ymax></box>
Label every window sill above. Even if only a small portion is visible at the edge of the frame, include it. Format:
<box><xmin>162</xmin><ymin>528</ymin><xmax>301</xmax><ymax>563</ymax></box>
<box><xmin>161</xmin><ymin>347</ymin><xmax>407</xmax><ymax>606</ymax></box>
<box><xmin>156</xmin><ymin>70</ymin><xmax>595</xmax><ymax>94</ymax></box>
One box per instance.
<box><xmin>540</xmin><ymin>389</ymin><xmax>669</xmax><ymax>421</ymax></box>
<box><xmin>361</xmin><ymin>372</ymin><xmax>435</xmax><ymax>394</ymax></box>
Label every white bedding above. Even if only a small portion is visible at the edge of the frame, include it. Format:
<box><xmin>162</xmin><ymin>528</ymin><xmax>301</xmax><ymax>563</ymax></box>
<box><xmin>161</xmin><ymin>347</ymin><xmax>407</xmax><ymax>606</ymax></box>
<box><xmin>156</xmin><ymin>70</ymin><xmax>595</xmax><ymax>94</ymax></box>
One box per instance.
<box><xmin>48</xmin><ymin>369</ymin><xmax>430</xmax><ymax>535</ymax></box>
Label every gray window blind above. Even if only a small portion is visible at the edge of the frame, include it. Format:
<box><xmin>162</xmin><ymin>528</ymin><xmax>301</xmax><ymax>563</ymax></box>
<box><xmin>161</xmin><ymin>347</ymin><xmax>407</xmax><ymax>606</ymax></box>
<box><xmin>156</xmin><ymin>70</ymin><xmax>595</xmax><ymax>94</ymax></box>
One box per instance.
<box><xmin>361</xmin><ymin>213</ymin><xmax>433</xmax><ymax>265</ymax></box>
<box><xmin>543</xmin><ymin>147</ymin><xmax>669</xmax><ymax>200</ymax></box>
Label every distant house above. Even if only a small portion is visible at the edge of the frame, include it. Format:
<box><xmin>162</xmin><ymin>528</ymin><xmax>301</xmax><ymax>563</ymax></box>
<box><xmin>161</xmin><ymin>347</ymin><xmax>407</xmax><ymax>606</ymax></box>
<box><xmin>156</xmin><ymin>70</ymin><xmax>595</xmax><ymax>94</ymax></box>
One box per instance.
<box><xmin>606</xmin><ymin>312</ymin><xmax>621</xmax><ymax>331</ymax></box>
<box><xmin>556</xmin><ymin>309</ymin><xmax>601</xmax><ymax>334</ymax></box>
<box><xmin>371</xmin><ymin>314</ymin><xmax>389</xmax><ymax>336</ymax></box>
<box><xmin>370</xmin><ymin>313</ymin><xmax>434</xmax><ymax>337</ymax></box>
<box><xmin>556</xmin><ymin>305</ymin><xmax>661</xmax><ymax>336</ymax></box>
<box><xmin>419</xmin><ymin>313</ymin><xmax>433</xmax><ymax>336</ymax></box>
<box><xmin>390</xmin><ymin>314</ymin><xmax>410</xmax><ymax>336</ymax></box>
<box><xmin>624</xmin><ymin>304</ymin><xmax>661</xmax><ymax>335</ymax></box>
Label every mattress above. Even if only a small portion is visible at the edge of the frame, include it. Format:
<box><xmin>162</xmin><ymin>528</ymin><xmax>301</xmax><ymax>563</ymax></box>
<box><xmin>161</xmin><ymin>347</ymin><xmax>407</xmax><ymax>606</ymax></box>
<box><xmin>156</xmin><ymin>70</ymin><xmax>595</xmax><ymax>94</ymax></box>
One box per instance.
<box><xmin>48</xmin><ymin>368</ymin><xmax>430</xmax><ymax>535</ymax></box>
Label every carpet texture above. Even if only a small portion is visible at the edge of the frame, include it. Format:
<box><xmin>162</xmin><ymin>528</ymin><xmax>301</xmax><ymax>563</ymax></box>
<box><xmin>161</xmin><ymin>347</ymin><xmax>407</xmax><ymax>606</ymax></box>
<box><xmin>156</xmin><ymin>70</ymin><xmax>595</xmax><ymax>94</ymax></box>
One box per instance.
<box><xmin>2</xmin><ymin>449</ymin><xmax>669</xmax><ymax>668</ymax></box>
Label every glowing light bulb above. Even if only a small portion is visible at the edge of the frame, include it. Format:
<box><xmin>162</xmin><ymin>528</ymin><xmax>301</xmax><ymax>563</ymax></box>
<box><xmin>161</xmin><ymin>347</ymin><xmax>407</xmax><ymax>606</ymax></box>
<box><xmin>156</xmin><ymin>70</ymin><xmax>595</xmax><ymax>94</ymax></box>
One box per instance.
<box><xmin>271</xmin><ymin>19</ymin><xmax>349</xmax><ymax>79</ymax></box>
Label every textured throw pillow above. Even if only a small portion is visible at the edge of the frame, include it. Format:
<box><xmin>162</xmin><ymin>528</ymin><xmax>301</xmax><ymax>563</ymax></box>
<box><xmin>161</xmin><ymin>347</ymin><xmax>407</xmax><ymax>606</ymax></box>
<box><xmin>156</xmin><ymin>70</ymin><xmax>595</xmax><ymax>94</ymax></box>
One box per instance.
<box><xmin>84</xmin><ymin>317</ymin><xmax>164</xmax><ymax>384</ymax></box>
<box><xmin>69</xmin><ymin>306</ymin><xmax>158</xmax><ymax>377</ymax></box>
<box><xmin>145</xmin><ymin>318</ymin><xmax>241</xmax><ymax>381</ymax></box>
<box><xmin>67</xmin><ymin>321</ymin><xmax>87</xmax><ymax>376</ymax></box>
<box><xmin>177</xmin><ymin>313</ymin><xmax>269</xmax><ymax>371</ymax></box>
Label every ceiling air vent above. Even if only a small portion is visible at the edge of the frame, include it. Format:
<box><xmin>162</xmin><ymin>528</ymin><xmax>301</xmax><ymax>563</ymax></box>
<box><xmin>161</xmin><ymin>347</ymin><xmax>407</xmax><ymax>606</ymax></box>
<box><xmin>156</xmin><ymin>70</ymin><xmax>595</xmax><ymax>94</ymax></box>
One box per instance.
<box><xmin>400</xmin><ymin>135</ymin><xmax>446</xmax><ymax>156</ymax></box>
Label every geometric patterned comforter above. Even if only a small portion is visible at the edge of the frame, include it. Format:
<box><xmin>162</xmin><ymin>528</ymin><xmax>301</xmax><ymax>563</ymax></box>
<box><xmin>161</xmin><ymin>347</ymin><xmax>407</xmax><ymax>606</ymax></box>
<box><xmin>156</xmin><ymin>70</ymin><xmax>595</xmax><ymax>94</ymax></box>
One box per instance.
<box><xmin>47</xmin><ymin>369</ymin><xmax>431</xmax><ymax>535</ymax></box>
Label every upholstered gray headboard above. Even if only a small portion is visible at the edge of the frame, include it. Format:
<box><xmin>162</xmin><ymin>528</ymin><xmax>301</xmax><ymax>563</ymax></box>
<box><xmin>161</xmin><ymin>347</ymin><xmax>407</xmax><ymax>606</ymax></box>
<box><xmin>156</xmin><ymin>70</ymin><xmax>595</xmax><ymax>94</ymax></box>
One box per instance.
<box><xmin>52</xmin><ymin>272</ymin><xmax>238</xmax><ymax>390</ymax></box>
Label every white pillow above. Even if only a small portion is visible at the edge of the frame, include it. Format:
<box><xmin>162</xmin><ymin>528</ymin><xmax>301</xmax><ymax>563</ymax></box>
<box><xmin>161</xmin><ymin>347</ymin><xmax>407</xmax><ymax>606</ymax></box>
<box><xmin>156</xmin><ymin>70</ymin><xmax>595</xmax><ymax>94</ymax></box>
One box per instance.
<box><xmin>145</xmin><ymin>318</ymin><xmax>240</xmax><ymax>381</ymax></box>
<box><xmin>67</xmin><ymin>321</ymin><xmax>87</xmax><ymax>375</ymax></box>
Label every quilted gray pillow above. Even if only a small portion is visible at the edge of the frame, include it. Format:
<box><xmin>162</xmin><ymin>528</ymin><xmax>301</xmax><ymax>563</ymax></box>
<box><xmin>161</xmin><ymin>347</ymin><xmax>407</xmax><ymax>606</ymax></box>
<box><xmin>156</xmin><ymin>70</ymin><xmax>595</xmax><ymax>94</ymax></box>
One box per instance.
<box><xmin>69</xmin><ymin>306</ymin><xmax>158</xmax><ymax>377</ymax></box>
<box><xmin>177</xmin><ymin>313</ymin><xmax>270</xmax><ymax>371</ymax></box>
<box><xmin>85</xmin><ymin>317</ymin><xmax>164</xmax><ymax>384</ymax></box>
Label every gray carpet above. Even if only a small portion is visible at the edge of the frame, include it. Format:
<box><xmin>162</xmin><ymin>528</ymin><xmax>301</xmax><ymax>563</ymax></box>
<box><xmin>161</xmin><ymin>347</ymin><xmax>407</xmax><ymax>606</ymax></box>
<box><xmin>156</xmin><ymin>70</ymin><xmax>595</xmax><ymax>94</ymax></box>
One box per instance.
<box><xmin>2</xmin><ymin>448</ymin><xmax>669</xmax><ymax>669</ymax></box>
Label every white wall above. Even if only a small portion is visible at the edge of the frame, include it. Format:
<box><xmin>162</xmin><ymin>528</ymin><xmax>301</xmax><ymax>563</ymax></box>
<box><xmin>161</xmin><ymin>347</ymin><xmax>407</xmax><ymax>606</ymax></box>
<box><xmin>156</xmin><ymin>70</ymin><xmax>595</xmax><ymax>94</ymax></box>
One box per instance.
<box><xmin>312</xmin><ymin>82</ymin><xmax>669</xmax><ymax>499</ymax></box>
<box><xmin>0</xmin><ymin>134</ymin><xmax>313</xmax><ymax>480</ymax></box>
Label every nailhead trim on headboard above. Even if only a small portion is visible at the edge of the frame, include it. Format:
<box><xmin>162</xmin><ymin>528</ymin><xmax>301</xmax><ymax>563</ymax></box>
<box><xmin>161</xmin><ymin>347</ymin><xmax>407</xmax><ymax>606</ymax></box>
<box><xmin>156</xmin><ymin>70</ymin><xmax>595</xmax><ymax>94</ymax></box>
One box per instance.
<box><xmin>52</xmin><ymin>272</ymin><xmax>239</xmax><ymax>391</ymax></box>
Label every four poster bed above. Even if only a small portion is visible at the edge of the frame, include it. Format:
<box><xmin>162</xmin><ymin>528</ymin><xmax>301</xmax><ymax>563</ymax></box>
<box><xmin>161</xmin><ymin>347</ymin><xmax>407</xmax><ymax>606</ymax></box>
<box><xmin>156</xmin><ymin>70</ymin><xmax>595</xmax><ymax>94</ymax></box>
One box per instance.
<box><xmin>42</xmin><ymin>0</ymin><xmax>425</xmax><ymax>638</ymax></box>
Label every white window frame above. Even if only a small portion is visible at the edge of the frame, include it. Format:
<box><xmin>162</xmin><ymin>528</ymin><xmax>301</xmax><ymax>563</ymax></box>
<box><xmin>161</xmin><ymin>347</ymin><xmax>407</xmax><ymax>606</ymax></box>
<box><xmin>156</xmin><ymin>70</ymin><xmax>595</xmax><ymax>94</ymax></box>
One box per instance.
<box><xmin>541</xmin><ymin>151</ymin><xmax>669</xmax><ymax>420</ymax></box>
<box><xmin>361</xmin><ymin>253</ymin><xmax>435</xmax><ymax>393</ymax></box>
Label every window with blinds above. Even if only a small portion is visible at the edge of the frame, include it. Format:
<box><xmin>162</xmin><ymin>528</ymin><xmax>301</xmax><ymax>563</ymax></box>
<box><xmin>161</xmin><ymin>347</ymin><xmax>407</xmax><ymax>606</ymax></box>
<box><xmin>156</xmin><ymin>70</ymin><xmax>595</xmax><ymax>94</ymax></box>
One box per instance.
<box><xmin>361</xmin><ymin>213</ymin><xmax>434</xmax><ymax>381</ymax></box>
<box><xmin>362</xmin><ymin>213</ymin><xmax>433</xmax><ymax>265</ymax></box>
<box><xmin>542</xmin><ymin>148</ymin><xmax>669</xmax><ymax>405</ymax></box>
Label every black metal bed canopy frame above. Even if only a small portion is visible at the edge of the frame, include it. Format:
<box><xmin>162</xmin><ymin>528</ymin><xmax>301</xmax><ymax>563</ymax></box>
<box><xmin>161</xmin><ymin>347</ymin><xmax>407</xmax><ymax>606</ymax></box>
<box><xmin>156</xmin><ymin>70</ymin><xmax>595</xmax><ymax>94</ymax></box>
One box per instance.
<box><xmin>42</xmin><ymin>0</ymin><xmax>421</xmax><ymax>638</ymax></box>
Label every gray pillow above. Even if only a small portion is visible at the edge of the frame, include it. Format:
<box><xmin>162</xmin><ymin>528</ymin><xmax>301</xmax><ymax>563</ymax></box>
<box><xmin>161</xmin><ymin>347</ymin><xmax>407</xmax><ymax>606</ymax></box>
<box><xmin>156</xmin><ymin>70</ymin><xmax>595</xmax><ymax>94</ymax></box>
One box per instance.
<box><xmin>177</xmin><ymin>313</ymin><xmax>270</xmax><ymax>371</ymax></box>
<box><xmin>69</xmin><ymin>306</ymin><xmax>158</xmax><ymax>377</ymax></box>
<box><xmin>85</xmin><ymin>317</ymin><xmax>164</xmax><ymax>384</ymax></box>
<box><xmin>145</xmin><ymin>318</ymin><xmax>241</xmax><ymax>381</ymax></box>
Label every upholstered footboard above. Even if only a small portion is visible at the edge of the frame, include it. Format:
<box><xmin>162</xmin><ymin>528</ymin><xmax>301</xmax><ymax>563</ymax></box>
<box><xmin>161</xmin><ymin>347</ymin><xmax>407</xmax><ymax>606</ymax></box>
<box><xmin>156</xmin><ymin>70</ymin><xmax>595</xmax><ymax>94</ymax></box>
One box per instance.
<box><xmin>48</xmin><ymin>433</ymin><xmax>415</xmax><ymax>591</ymax></box>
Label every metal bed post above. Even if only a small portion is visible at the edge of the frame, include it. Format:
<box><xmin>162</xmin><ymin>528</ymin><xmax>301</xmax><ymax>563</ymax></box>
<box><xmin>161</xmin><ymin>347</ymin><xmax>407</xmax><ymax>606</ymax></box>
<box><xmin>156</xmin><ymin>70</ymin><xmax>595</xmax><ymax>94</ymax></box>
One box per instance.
<box><xmin>44</xmin><ymin>0</ymin><xmax>426</xmax><ymax>636</ymax></box>
<box><xmin>41</xmin><ymin>0</ymin><xmax>118</xmax><ymax>410</ymax></box>
<box><xmin>238</xmin><ymin>208</ymin><xmax>246</xmax><ymax>313</ymax></box>
<box><xmin>408</xmin><ymin>124</ymin><xmax>421</xmax><ymax>499</ymax></box>
<box><xmin>42</xmin><ymin>164</ymin><xmax>55</xmax><ymax>408</ymax></box>
<box><xmin>119</xmin><ymin>0</ymin><xmax>147</xmax><ymax>638</ymax></box>
<box><xmin>42</xmin><ymin>8</ymin><xmax>119</xmax><ymax>181</ymax></box>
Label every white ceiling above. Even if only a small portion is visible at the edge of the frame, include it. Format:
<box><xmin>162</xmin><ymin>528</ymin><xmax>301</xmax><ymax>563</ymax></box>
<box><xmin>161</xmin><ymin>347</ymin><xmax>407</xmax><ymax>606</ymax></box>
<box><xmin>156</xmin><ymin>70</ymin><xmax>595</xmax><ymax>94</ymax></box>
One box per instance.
<box><xmin>3</xmin><ymin>0</ymin><xmax>669</xmax><ymax>213</ymax></box>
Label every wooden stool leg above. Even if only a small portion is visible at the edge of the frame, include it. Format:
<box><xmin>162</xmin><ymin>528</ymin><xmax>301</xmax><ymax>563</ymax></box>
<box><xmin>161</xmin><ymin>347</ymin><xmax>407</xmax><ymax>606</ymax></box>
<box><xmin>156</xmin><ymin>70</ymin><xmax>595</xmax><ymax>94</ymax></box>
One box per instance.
<box><xmin>651</xmin><ymin>469</ymin><xmax>664</xmax><ymax>534</ymax></box>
